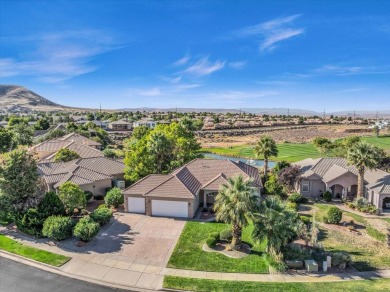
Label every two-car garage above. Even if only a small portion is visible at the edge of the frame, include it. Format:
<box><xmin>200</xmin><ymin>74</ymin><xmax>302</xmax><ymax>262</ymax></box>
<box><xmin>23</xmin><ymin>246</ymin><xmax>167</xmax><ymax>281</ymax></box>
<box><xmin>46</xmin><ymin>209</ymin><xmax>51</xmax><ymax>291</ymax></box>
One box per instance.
<box><xmin>126</xmin><ymin>196</ymin><xmax>190</xmax><ymax>218</ymax></box>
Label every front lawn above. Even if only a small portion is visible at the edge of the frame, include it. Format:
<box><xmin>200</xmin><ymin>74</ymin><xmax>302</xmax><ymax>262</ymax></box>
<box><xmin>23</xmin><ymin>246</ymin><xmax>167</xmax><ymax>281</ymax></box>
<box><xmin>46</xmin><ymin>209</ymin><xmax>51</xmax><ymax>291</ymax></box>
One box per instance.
<box><xmin>0</xmin><ymin>234</ymin><xmax>70</xmax><ymax>267</ymax></box>
<box><xmin>163</xmin><ymin>276</ymin><xmax>390</xmax><ymax>292</ymax></box>
<box><xmin>167</xmin><ymin>221</ymin><xmax>269</xmax><ymax>273</ymax></box>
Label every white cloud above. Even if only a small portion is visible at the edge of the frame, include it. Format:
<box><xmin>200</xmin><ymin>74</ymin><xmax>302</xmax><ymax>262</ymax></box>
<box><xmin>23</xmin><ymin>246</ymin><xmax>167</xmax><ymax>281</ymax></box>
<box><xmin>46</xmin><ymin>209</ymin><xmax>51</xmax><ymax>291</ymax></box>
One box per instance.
<box><xmin>0</xmin><ymin>30</ymin><xmax>122</xmax><ymax>82</ymax></box>
<box><xmin>315</xmin><ymin>65</ymin><xmax>362</xmax><ymax>75</ymax></box>
<box><xmin>233</xmin><ymin>14</ymin><xmax>304</xmax><ymax>51</ymax></box>
<box><xmin>228</xmin><ymin>61</ymin><xmax>247</xmax><ymax>70</ymax></box>
<box><xmin>173</xmin><ymin>55</ymin><xmax>191</xmax><ymax>66</ymax></box>
<box><xmin>136</xmin><ymin>87</ymin><xmax>162</xmax><ymax>96</ymax></box>
<box><xmin>183</xmin><ymin>57</ymin><xmax>225</xmax><ymax>76</ymax></box>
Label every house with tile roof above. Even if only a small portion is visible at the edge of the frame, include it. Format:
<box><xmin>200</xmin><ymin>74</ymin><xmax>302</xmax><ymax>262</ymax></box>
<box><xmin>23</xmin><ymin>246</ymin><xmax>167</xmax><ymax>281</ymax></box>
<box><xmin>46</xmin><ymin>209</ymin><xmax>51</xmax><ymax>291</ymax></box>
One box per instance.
<box><xmin>295</xmin><ymin>157</ymin><xmax>390</xmax><ymax>212</ymax></box>
<box><xmin>123</xmin><ymin>158</ymin><xmax>262</xmax><ymax>218</ymax></box>
<box><xmin>38</xmin><ymin>157</ymin><xmax>125</xmax><ymax>197</ymax></box>
<box><xmin>30</xmin><ymin>132</ymin><xmax>104</xmax><ymax>162</ymax></box>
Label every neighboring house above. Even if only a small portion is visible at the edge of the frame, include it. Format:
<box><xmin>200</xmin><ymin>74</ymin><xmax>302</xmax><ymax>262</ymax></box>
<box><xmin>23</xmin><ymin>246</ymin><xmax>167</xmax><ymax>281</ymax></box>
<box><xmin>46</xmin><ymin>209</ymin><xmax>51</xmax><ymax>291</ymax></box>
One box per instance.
<box><xmin>123</xmin><ymin>158</ymin><xmax>262</xmax><ymax>218</ymax></box>
<box><xmin>30</xmin><ymin>133</ymin><xmax>104</xmax><ymax>162</ymax></box>
<box><xmin>295</xmin><ymin>157</ymin><xmax>390</xmax><ymax>212</ymax></box>
<box><xmin>133</xmin><ymin>118</ymin><xmax>157</xmax><ymax>129</ymax></box>
<box><xmin>38</xmin><ymin>157</ymin><xmax>125</xmax><ymax>196</ymax></box>
<box><xmin>59</xmin><ymin>132</ymin><xmax>102</xmax><ymax>149</ymax></box>
<box><xmin>108</xmin><ymin>120</ymin><xmax>132</xmax><ymax>131</ymax></box>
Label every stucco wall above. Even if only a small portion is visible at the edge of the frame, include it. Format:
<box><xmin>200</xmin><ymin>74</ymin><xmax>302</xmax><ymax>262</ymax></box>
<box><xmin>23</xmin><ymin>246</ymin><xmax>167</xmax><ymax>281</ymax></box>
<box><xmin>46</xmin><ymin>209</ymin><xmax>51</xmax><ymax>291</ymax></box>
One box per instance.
<box><xmin>300</xmin><ymin>178</ymin><xmax>325</xmax><ymax>197</ymax></box>
<box><xmin>80</xmin><ymin>178</ymin><xmax>112</xmax><ymax>196</ymax></box>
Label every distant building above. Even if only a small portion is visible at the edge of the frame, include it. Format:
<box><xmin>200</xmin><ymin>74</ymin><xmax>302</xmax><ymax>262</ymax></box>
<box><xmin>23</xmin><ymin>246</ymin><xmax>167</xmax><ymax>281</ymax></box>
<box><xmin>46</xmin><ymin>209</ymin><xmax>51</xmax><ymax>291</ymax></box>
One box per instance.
<box><xmin>108</xmin><ymin>119</ymin><xmax>132</xmax><ymax>131</ymax></box>
<box><xmin>133</xmin><ymin>118</ymin><xmax>157</xmax><ymax>129</ymax></box>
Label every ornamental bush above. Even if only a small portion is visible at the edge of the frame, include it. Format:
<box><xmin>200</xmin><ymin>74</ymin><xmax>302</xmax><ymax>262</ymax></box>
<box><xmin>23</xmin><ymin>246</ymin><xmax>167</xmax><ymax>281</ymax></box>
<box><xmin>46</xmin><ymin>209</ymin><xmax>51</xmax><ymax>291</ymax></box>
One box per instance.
<box><xmin>73</xmin><ymin>217</ymin><xmax>100</xmax><ymax>241</ymax></box>
<box><xmin>323</xmin><ymin>191</ymin><xmax>332</xmax><ymax>202</ymax></box>
<box><xmin>90</xmin><ymin>207</ymin><xmax>112</xmax><ymax>226</ymax></box>
<box><xmin>209</xmin><ymin>232</ymin><xmax>220</xmax><ymax>241</ymax></box>
<box><xmin>42</xmin><ymin>216</ymin><xmax>74</xmax><ymax>241</ymax></box>
<box><xmin>15</xmin><ymin>208</ymin><xmax>43</xmax><ymax>237</ymax></box>
<box><xmin>299</xmin><ymin>215</ymin><xmax>311</xmax><ymax>225</ymax></box>
<box><xmin>206</xmin><ymin>236</ymin><xmax>217</xmax><ymax>248</ymax></box>
<box><xmin>288</xmin><ymin>193</ymin><xmax>308</xmax><ymax>204</ymax></box>
<box><xmin>104</xmin><ymin>187</ymin><xmax>124</xmax><ymax>207</ymax></box>
<box><xmin>219</xmin><ymin>228</ymin><xmax>233</xmax><ymax>241</ymax></box>
<box><xmin>85</xmin><ymin>191</ymin><xmax>93</xmax><ymax>202</ymax></box>
<box><xmin>286</xmin><ymin>202</ymin><xmax>298</xmax><ymax>211</ymax></box>
<box><xmin>325</xmin><ymin>207</ymin><xmax>342</xmax><ymax>224</ymax></box>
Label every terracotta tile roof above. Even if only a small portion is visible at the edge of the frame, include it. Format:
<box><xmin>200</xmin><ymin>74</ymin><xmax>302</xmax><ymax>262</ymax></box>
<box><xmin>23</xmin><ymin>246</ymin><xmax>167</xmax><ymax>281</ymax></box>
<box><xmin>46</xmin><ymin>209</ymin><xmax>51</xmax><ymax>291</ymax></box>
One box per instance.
<box><xmin>123</xmin><ymin>175</ymin><xmax>171</xmax><ymax>195</ymax></box>
<box><xmin>59</xmin><ymin>132</ymin><xmax>101</xmax><ymax>147</ymax></box>
<box><xmin>295</xmin><ymin>157</ymin><xmax>390</xmax><ymax>195</ymax></box>
<box><xmin>38</xmin><ymin>157</ymin><xmax>125</xmax><ymax>188</ymax></box>
<box><xmin>124</xmin><ymin>158</ymin><xmax>262</xmax><ymax>199</ymax></box>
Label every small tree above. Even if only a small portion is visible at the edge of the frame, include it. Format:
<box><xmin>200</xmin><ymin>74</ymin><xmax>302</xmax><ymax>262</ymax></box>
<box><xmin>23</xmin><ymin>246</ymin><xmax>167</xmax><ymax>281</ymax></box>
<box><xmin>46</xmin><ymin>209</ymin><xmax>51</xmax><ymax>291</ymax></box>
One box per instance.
<box><xmin>58</xmin><ymin>182</ymin><xmax>87</xmax><ymax>213</ymax></box>
<box><xmin>313</xmin><ymin>137</ymin><xmax>333</xmax><ymax>156</ymax></box>
<box><xmin>11</xmin><ymin>123</ymin><xmax>34</xmax><ymax>146</ymax></box>
<box><xmin>264</xmin><ymin>174</ymin><xmax>285</xmax><ymax>196</ymax></box>
<box><xmin>102</xmin><ymin>148</ymin><xmax>118</xmax><ymax>159</ymax></box>
<box><xmin>0</xmin><ymin>127</ymin><xmax>13</xmax><ymax>153</ymax></box>
<box><xmin>104</xmin><ymin>187</ymin><xmax>124</xmax><ymax>207</ymax></box>
<box><xmin>54</xmin><ymin>148</ymin><xmax>80</xmax><ymax>162</ymax></box>
<box><xmin>0</xmin><ymin>148</ymin><xmax>45</xmax><ymax>214</ymax></box>
<box><xmin>278</xmin><ymin>165</ymin><xmax>301</xmax><ymax>193</ymax></box>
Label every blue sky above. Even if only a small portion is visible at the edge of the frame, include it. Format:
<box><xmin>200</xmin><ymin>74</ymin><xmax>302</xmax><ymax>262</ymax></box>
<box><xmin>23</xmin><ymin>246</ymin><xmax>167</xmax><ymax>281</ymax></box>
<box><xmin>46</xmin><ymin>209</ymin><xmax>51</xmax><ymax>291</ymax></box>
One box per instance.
<box><xmin>1</xmin><ymin>0</ymin><xmax>389</xmax><ymax>112</ymax></box>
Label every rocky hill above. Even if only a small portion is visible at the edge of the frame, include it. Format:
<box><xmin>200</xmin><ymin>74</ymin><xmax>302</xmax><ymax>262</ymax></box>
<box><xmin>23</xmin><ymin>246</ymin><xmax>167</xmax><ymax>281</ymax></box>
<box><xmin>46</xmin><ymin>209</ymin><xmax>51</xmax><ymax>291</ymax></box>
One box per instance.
<box><xmin>0</xmin><ymin>85</ymin><xmax>67</xmax><ymax>112</ymax></box>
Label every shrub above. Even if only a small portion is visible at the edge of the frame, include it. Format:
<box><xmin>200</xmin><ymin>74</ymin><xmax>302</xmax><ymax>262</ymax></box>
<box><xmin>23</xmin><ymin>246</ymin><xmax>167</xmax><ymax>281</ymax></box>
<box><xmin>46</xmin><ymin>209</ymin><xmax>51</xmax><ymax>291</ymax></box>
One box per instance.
<box><xmin>288</xmin><ymin>193</ymin><xmax>308</xmax><ymax>204</ymax></box>
<box><xmin>220</xmin><ymin>228</ymin><xmax>233</xmax><ymax>241</ymax></box>
<box><xmin>286</xmin><ymin>202</ymin><xmax>298</xmax><ymax>211</ymax></box>
<box><xmin>98</xmin><ymin>203</ymin><xmax>109</xmax><ymax>209</ymax></box>
<box><xmin>331</xmin><ymin>252</ymin><xmax>352</xmax><ymax>268</ymax></box>
<box><xmin>209</xmin><ymin>232</ymin><xmax>220</xmax><ymax>241</ymax></box>
<box><xmin>104</xmin><ymin>187</ymin><xmax>124</xmax><ymax>208</ymax></box>
<box><xmin>73</xmin><ymin>217</ymin><xmax>100</xmax><ymax>241</ymax></box>
<box><xmin>15</xmin><ymin>208</ymin><xmax>44</xmax><ymax>237</ymax></box>
<box><xmin>42</xmin><ymin>216</ymin><xmax>74</xmax><ymax>241</ymax></box>
<box><xmin>38</xmin><ymin>191</ymin><xmax>66</xmax><ymax>217</ymax></box>
<box><xmin>90</xmin><ymin>207</ymin><xmax>112</xmax><ymax>226</ymax></box>
<box><xmin>323</xmin><ymin>191</ymin><xmax>332</xmax><ymax>202</ymax></box>
<box><xmin>299</xmin><ymin>215</ymin><xmax>311</xmax><ymax>225</ymax></box>
<box><xmin>206</xmin><ymin>236</ymin><xmax>217</xmax><ymax>248</ymax></box>
<box><xmin>325</xmin><ymin>207</ymin><xmax>342</xmax><ymax>224</ymax></box>
<box><xmin>85</xmin><ymin>191</ymin><xmax>93</xmax><ymax>202</ymax></box>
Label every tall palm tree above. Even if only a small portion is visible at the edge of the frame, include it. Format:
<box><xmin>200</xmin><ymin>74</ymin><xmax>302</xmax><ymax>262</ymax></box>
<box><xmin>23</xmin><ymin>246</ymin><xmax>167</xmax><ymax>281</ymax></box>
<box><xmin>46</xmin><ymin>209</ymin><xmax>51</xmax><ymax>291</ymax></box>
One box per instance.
<box><xmin>347</xmin><ymin>141</ymin><xmax>384</xmax><ymax>198</ymax></box>
<box><xmin>254</xmin><ymin>136</ymin><xmax>278</xmax><ymax>181</ymax></box>
<box><xmin>252</xmin><ymin>197</ymin><xmax>301</xmax><ymax>257</ymax></box>
<box><xmin>213</xmin><ymin>175</ymin><xmax>260</xmax><ymax>250</ymax></box>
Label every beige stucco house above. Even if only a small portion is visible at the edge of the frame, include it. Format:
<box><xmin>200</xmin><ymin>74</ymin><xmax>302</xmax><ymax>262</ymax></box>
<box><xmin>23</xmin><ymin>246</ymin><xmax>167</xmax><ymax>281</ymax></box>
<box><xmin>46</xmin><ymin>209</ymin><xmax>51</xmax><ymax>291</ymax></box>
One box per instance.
<box><xmin>38</xmin><ymin>157</ymin><xmax>125</xmax><ymax>197</ymax></box>
<box><xmin>295</xmin><ymin>157</ymin><xmax>390</xmax><ymax>212</ymax></box>
<box><xmin>123</xmin><ymin>158</ymin><xmax>262</xmax><ymax>218</ymax></box>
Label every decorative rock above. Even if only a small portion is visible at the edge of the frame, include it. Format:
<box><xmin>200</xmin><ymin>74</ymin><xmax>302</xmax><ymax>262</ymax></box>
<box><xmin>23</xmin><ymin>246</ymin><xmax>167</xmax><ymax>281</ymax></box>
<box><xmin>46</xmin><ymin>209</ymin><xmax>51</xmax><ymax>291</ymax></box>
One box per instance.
<box><xmin>285</xmin><ymin>260</ymin><xmax>304</xmax><ymax>269</ymax></box>
<box><xmin>304</xmin><ymin>260</ymin><xmax>319</xmax><ymax>272</ymax></box>
<box><xmin>327</xmin><ymin>255</ymin><xmax>332</xmax><ymax>268</ymax></box>
<box><xmin>323</xmin><ymin>261</ymin><xmax>328</xmax><ymax>272</ymax></box>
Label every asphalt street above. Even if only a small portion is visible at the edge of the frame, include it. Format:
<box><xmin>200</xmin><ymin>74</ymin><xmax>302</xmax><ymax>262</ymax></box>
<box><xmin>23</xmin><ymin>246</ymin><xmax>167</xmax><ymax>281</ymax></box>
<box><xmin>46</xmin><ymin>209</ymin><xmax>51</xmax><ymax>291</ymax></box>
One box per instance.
<box><xmin>0</xmin><ymin>257</ymin><xmax>132</xmax><ymax>292</ymax></box>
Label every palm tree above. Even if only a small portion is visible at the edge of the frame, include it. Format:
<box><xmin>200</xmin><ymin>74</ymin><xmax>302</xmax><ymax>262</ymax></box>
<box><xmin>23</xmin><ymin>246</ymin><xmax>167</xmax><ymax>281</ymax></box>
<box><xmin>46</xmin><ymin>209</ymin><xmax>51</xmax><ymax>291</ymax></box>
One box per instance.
<box><xmin>252</xmin><ymin>197</ymin><xmax>301</xmax><ymax>257</ymax></box>
<box><xmin>254</xmin><ymin>136</ymin><xmax>278</xmax><ymax>181</ymax></box>
<box><xmin>213</xmin><ymin>175</ymin><xmax>260</xmax><ymax>250</ymax></box>
<box><xmin>347</xmin><ymin>141</ymin><xmax>384</xmax><ymax>198</ymax></box>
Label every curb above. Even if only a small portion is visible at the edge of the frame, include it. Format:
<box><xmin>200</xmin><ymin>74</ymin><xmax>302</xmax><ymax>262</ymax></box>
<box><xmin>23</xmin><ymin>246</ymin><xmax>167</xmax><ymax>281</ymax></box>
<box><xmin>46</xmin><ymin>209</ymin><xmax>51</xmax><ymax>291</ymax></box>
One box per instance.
<box><xmin>0</xmin><ymin>251</ymin><xmax>162</xmax><ymax>292</ymax></box>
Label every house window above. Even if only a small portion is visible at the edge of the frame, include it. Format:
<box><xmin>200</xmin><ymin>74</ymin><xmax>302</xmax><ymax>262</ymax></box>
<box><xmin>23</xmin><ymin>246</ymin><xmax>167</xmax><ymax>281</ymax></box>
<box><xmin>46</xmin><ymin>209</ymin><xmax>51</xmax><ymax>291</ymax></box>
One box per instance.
<box><xmin>207</xmin><ymin>192</ymin><xmax>217</xmax><ymax>197</ymax></box>
<box><xmin>302</xmin><ymin>182</ymin><xmax>310</xmax><ymax>192</ymax></box>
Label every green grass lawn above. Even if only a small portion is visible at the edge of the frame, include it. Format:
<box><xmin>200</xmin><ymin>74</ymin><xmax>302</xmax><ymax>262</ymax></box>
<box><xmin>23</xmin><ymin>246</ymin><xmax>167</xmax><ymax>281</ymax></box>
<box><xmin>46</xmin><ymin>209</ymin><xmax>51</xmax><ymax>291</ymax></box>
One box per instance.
<box><xmin>383</xmin><ymin>218</ymin><xmax>390</xmax><ymax>224</ymax></box>
<box><xmin>167</xmin><ymin>221</ymin><xmax>269</xmax><ymax>273</ymax></box>
<box><xmin>202</xmin><ymin>136</ymin><xmax>390</xmax><ymax>163</ymax></box>
<box><xmin>0</xmin><ymin>234</ymin><xmax>70</xmax><ymax>267</ymax></box>
<box><xmin>163</xmin><ymin>276</ymin><xmax>390</xmax><ymax>292</ymax></box>
<box><xmin>202</xmin><ymin>143</ymin><xmax>322</xmax><ymax>163</ymax></box>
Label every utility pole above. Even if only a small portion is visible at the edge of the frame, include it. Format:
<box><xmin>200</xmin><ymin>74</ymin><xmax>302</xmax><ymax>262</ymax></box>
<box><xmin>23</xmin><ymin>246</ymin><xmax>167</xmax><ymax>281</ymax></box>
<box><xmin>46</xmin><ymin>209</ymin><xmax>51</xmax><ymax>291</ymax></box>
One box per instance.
<box><xmin>323</xmin><ymin>109</ymin><xmax>325</xmax><ymax>120</ymax></box>
<box><xmin>353</xmin><ymin>110</ymin><xmax>356</xmax><ymax>124</ymax></box>
<box><xmin>99</xmin><ymin>103</ymin><xmax>102</xmax><ymax>128</ymax></box>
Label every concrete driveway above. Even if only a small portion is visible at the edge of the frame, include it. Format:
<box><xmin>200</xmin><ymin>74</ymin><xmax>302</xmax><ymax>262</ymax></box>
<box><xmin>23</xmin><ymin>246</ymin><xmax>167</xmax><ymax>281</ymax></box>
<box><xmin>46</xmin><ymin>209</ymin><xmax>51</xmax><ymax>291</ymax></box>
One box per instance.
<box><xmin>60</xmin><ymin>213</ymin><xmax>186</xmax><ymax>290</ymax></box>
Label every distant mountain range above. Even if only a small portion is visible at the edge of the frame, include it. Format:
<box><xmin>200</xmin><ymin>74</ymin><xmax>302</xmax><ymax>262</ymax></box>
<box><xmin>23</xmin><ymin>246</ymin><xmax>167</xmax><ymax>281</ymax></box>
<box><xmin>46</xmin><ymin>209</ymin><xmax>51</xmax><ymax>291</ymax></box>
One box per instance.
<box><xmin>1</xmin><ymin>84</ymin><xmax>389</xmax><ymax>117</ymax></box>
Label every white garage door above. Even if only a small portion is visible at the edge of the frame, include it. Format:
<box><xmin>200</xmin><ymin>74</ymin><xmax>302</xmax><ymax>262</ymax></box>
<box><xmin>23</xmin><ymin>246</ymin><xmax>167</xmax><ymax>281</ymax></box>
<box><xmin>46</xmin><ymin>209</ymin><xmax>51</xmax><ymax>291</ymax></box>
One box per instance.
<box><xmin>128</xmin><ymin>197</ymin><xmax>145</xmax><ymax>214</ymax></box>
<box><xmin>151</xmin><ymin>200</ymin><xmax>188</xmax><ymax>218</ymax></box>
